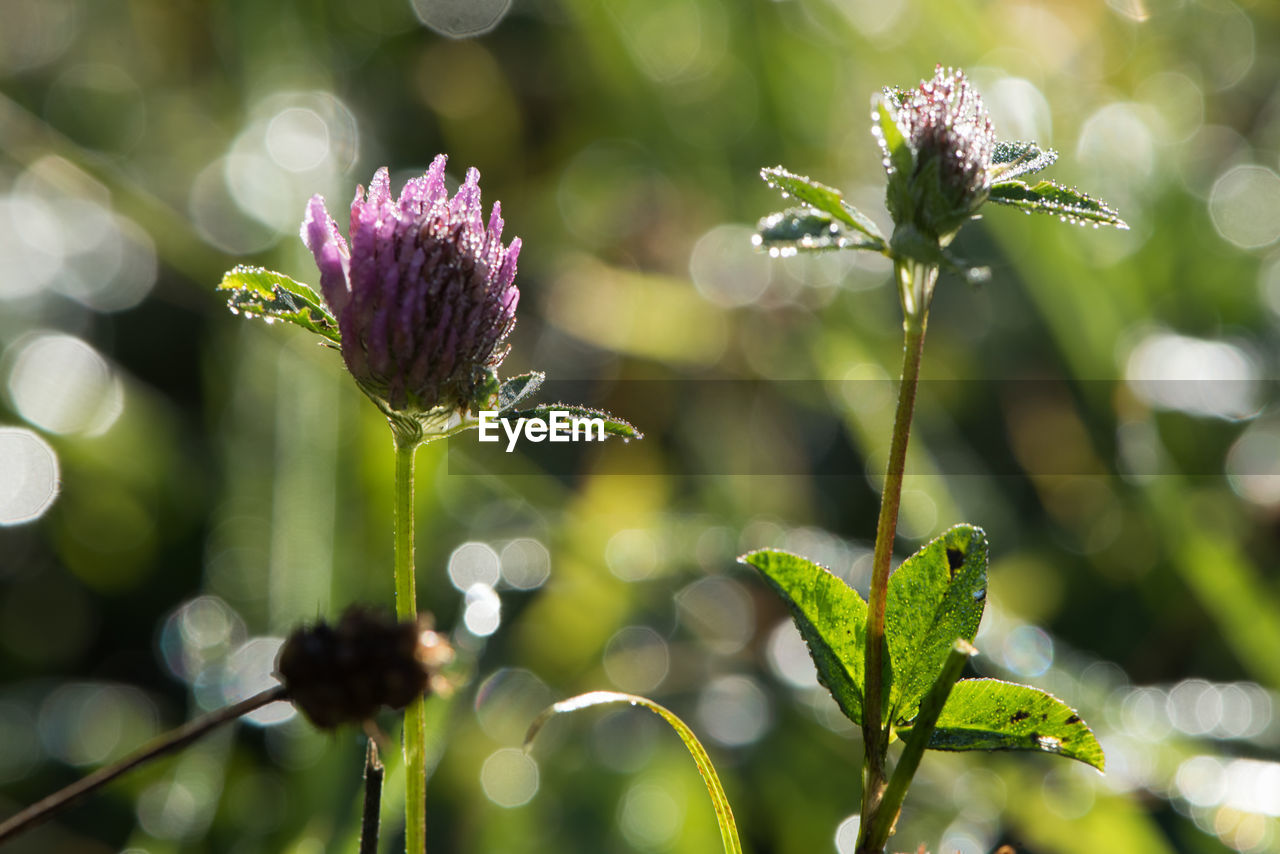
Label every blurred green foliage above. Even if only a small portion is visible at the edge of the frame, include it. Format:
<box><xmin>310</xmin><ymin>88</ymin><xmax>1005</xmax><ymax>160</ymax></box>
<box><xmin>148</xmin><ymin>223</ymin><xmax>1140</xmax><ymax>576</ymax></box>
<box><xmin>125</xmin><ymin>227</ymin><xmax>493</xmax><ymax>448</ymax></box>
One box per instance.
<box><xmin>3</xmin><ymin>0</ymin><xmax>1280</xmax><ymax>852</ymax></box>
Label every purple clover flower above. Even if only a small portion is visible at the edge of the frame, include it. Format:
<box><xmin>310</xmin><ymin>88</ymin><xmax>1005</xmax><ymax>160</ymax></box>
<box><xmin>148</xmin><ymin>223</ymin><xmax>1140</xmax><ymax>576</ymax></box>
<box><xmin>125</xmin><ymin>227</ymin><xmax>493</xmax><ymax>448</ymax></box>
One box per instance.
<box><xmin>880</xmin><ymin>66</ymin><xmax>997</xmax><ymax>239</ymax></box>
<box><xmin>302</xmin><ymin>156</ymin><xmax>520</xmax><ymax>415</ymax></box>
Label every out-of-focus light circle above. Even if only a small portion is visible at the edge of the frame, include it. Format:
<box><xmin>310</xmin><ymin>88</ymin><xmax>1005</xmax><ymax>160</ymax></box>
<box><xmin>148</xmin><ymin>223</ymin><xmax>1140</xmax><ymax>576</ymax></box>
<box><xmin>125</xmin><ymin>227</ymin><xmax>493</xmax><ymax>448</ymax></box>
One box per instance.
<box><xmin>1136</xmin><ymin>71</ymin><xmax>1204</xmax><ymax>144</ymax></box>
<box><xmin>1215</xmin><ymin>683</ymin><xmax>1255</xmax><ymax>739</ymax></box>
<box><xmin>0</xmin><ymin>0</ymin><xmax>78</xmax><ymax>72</ymax></box>
<box><xmin>1120</xmin><ymin>686</ymin><xmax>1172</xmax><ymax>741</ymax></box>
<box><xmin>475</xmin><ymin>669</ymin><xmax>553</xmax><ymax>745</ymax></box>
<box><xmin>834</xmin><ymin>814</ymin><xmax>861</xmax><ymax>854</ymax></box>
<box><xmin>603</xmin><ymin>626</ymin><xmax>669</xmax><ymax>693</ymax></box>
<box><xmin>448</xmin><ymin>541</ymin><xmax>501</xmax><ymax>591</ymax></box>
<box><xmin>1076</xmin><ymin>103</ymin><xmax>1154</xmax><ymax>191</ymax></box>
<box><xmin>0</xmin><ymin>427</ymin><xmax>59</xmax><ymax>525</ymax></box>
<box><xmin>159</xmin><ymin>596</ymin><xmax>246</xmax><ymax>685</ymax></box>
<box><xmin>1227</xmin><ymin>419</ymin><xmax>1280</xmax><ymax>508</ymax></box>
<box><xmin>1125</xmin><ymin>331</ymin><xmax>1259</xmax><ymax>420</ymax></box>
<box><xmin>766</xmin><ymin>619</ymin><xmax>819</xmax><ymax>689</ymax></box>
<box><xmin>265</xmin><ymin>108</ymin><xmax>330</xmax><ymax>172</ymax></box>
<box><xmin>1176</xmin><ymin>755</ymin><xmax>1227</xmax><ymax>808</ymax></box>
<box><xmin>189</xmin><ymin>157</ymin><xmax>279</xmax><ymax>254</ymax></box>
<box><xmin>609</xmin><ymin>0</ymin><xmax>722</xmax><ymax>83</ymax></box>
<box><xmin>0</xmin><ymin>194</ymin><xmax>65</xmax><ymax>299</ymax></box>
<box><xmin>1187</xmin><ymin>0</ymin><xmax>1254</xmax><ymax>91</ymax></box>
<box><xmin>1003</xmin><ymin>624</ymin><xmax>1054</xmax><ymax>678</ymax></box>
<box><xmin>606</xmin><ymin>528</ymin><xmax>659</xmax><ymax>582</ymax></box>
<box><xmin>937</xmin><ymin>827</ymin><xmax>990</xmax><ymax>854</ymax></box>
<box><xmin>696</xmin><ymin>674</ymin><xmax>771</xmax><ymax>747</ymax></box>
<box><xmin>1168</xmin><ymin>679</ymin><xmax>1222</xmax><ymax>736</ymax></box>
<box><xmin>221</xmin><ymin>637</ymin><xmax>292</xmax><ymax>725</ymax></box>
<box><xmin>983</xmin><ymin>76</ymin><xmax>1051</xmax><ymax>144</ymax></box>
<box><xmin>499</xmin><ymin>538</ymin><xmax>550</xmax><ymax>590</ymax></box>
<box><xmin>896</xmin><ymin>489</ymin><xmax>938</xmax><ymax>540</ymax></box>
<box><xmin>7</xmin><ymin>333</ymin><xmax>123</xmax><ymax>435</ymax></box>
<box><xmin>136</xmin><ymin>780</ymin><xmax>199</xmax><ymax>840</ymax></box>
<box><xmin>60</xmin><ymin>212</ymin><xmax>157</xmax><ymax>312</ymax></box>
<box><xmin>480</xmin><ymin>747</ymin><xmax>538</xmax><ymax>808</ymax></box>
<box><xmin>463</xmin><ymin>583</ymin><xmax>502</xmax><ymax>637</ymax></box>
<box><xmin>223</xmin><ymin>148</ymin><xmax>296</xmax><ymax>232</ymax></box>
<box><xmin>1259</xmin><ymin>253</ymin><xmax>1280</xmax><ymax>320</ymax></box>
<box><xmin>591</xmin><ymin>708</ymin><xmax>661</xmax><ymax>773</ymax></box>
<box><xmin>38</xmin><ymin>683</ymin><xmax>158</xmax><ymax>766</ymax></box>
<box><xmin>689</xmin><ymin>224</ymin><xmax>770</xmax><ymax>308</ymax></box>
<box><xmin>675</xmin><ymin>576</ymin><xmax>753</xmax><ymax>655</ymax></box>
<box><xmin>1209</xmin><ymin>165</ymin><xmax>1280</xmax><ymax>249</ymax></box>
<box><xmin>411</xmin><ymin>0</ymin><xmax>512</xmax><ymax>38</ymax></box>
<box><xmin>619</xmin><ymin>782</ymin><xmax>683</xmax><ymax>849</ymax></box>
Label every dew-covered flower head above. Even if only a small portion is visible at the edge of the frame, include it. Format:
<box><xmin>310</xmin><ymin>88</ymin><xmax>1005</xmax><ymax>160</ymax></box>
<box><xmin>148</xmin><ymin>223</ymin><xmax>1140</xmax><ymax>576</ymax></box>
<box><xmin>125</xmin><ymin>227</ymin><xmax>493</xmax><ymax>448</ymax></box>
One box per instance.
<box><xmin>879</xmin><ymin>66</ymin><xmax>997</xmax><ymax>239</ymax></box>
<box><xmin>302</xmin><ymin>156</ymin><xmax>520</xmax><ymax>415</ymax></box>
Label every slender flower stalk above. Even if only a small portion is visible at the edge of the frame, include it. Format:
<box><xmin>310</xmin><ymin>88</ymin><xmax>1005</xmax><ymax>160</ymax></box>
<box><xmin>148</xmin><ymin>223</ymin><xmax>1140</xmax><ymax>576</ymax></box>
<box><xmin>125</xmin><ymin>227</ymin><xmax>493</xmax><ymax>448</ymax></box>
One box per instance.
<box><xmin>857</xmin><ymin>260</ymin><xmax>936</xmax><ymax>850</ymax></box>
<box><xmin>394</xmin><ymin>433</ymin><xmax>428</xmax><ymax>853</ymax></box>
<box><xmin>755</xmin><ymin>64</ymin><xmax>1122</xmax><ymax>854</ymax></box>
<box><xmin>301</xmin><ymin>157</ymin><xmax>522</xmax><ymax>853</ymax></box>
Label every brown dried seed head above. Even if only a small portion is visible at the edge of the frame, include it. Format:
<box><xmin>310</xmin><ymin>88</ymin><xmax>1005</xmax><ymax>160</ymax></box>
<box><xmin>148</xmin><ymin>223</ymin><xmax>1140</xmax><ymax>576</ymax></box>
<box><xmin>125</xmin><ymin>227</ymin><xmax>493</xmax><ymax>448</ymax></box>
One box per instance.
<box><xmin>276</xmin><ymin>606</ymin><xmax>454</xmax><ymax>730</ymax></box>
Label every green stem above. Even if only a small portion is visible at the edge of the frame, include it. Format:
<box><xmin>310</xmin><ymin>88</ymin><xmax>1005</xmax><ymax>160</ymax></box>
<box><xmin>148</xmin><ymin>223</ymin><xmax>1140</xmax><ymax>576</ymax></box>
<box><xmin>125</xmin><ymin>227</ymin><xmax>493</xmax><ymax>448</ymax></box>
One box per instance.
<box><xmin>857</xmin><ymin>259</ymin><xmax>936</xmax><ymax>854</ymax></box>
<box><xmin>393</xmin><ymin>432</ymin><xmax>427</xmax><ymax>854</ymax></box>
<box><xmin>860</xmin><ymin>641</ymin><xmax>975</xmax><ymax>853</ymax></box>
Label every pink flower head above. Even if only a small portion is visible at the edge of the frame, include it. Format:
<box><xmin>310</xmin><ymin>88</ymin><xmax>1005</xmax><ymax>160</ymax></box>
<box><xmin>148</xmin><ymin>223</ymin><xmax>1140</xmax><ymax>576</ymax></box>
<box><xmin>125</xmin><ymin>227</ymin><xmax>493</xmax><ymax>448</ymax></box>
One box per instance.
<box><xmin>301</xmin><ymin>156</ymin><xmax>521</xmax><ymax>413</ymax></box>
<box><xmin>880</xmin><ymin>67</ymin><xmax>997</xmax><ymax>237</ymax></box>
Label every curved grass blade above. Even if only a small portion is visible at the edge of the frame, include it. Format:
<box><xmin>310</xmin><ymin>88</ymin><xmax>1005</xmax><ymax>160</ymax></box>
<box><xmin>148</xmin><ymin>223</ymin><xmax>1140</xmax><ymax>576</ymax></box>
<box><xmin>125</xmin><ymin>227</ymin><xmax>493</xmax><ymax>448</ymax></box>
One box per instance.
<box><xmin>988</xmin><ymin>180</ymin><xmax>1127</xmax><ymax>229</ymax></box>
<box><xmin>526</xmin><ymin>691</ymin><xmax>742</xmax><ymax>854</ymax></box>
<box><xmin>910</xmin><ymin>678</ymin><xmax>1105</xmax><ymax>771</ymax></box>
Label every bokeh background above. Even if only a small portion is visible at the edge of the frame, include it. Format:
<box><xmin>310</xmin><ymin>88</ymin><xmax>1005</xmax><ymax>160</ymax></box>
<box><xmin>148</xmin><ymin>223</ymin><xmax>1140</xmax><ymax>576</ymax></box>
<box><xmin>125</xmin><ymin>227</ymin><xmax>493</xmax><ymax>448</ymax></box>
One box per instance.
<box><xmin>3</xmin><ymin>0</ymin><xmax>1280</xmax><ymax>851</ymax></box>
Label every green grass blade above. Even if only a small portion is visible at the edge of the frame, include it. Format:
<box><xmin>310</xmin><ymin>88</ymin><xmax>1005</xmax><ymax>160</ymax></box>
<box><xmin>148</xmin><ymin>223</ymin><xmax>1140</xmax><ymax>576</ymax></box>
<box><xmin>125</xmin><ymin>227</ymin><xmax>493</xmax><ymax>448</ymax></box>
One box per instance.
<box><xmin>526</xmin><ymin>691</ymin><xmax>743</xmax><ymax>854</ymax></box>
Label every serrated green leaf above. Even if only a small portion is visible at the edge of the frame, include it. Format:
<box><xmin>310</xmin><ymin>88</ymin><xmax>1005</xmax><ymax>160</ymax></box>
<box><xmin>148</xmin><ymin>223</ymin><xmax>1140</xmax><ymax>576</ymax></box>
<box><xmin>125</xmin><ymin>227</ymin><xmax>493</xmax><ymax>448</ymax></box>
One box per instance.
<box><xmin>739</xmin><ymin>549</ymin><xmax>867</xmax><ymax>725</ymax></box>
<box><xmin>219</xmin><ymin>265</ymin><xmax>341</xmax><ymax>344</ymax></box>
<box><xmin>526</xmin><ymin>691</ymin><xmax>742</xmax><ymax>854</ymax></box>
<box><xmin>754</xmin><ymin>207</ymin><xmax>886</xmax><ymax>255</ymax></box>
<box><xmin>760</xmin><ymin>166</ymin><xmax>885</xmax><ymax>242</ymax></box>
<box><xmin>988</xmin><ymin>180</ymin><xmax>1128</xmax><ymax>229</ymax></box>
<box><xmin>885</xmin><ymin>524</ymin><xmax>989</xmax><ymax>724</ymax></box>
<box><xmin>914</xmin><ymin>678</ymin><xmax>1105</xmax><ymax>771</ymax></box>
<box><xmin>504</xmin><ymin>404</ymin><xmax>643</xmax><ymax>441</ymax></box>
<box><xmin>497</xmin><ymin>371</ymin><xmax>546</xmax><ymax>412</ymax></box>
<box><xmin>989</xmin><ymin>141</ymin><xmax>1059</xmax><ymax>183</ymax></box>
